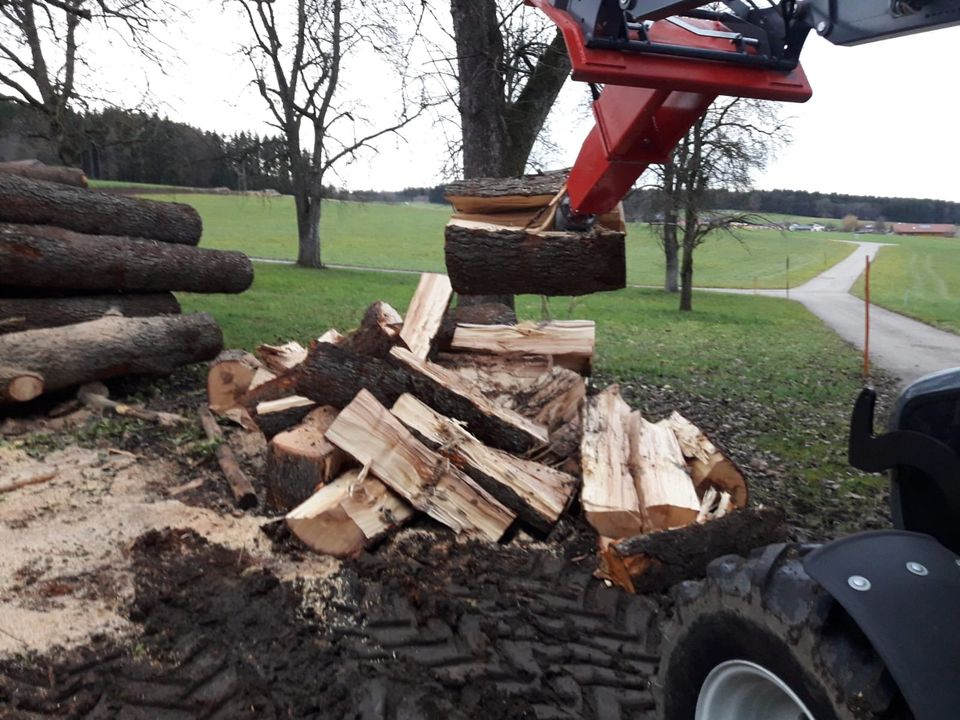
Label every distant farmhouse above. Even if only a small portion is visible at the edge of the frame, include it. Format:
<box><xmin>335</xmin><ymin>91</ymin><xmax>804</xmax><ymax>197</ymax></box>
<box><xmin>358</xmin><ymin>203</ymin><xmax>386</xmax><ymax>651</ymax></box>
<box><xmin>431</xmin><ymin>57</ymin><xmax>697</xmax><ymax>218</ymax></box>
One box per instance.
<box><xmin>788</xmin><ymin>223</ymin><xmax>826</xmax><ymax>232</ymax></box>
<box><xmin>891</xmin><ymin>223</ymin><xmax>957</xmax><ymax>237</ymax></box>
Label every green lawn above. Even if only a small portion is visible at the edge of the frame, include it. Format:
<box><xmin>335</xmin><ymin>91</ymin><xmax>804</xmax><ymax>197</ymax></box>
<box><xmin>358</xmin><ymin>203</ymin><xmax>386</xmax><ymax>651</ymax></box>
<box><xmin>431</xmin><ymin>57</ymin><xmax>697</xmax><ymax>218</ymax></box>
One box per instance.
<box><xmin>851</xmin><ymin>235</ymin><xmax>960</xmax><ymax>333</ymax></box>
<box><xmin>180</xmin><ymin>263</ymin><xmax>886</xmax><ymax>536</ymax></box>
<box><xmin>146</xmin><ymin>193</ymin><xmax>854</xmax><ymax>289</ymax></box>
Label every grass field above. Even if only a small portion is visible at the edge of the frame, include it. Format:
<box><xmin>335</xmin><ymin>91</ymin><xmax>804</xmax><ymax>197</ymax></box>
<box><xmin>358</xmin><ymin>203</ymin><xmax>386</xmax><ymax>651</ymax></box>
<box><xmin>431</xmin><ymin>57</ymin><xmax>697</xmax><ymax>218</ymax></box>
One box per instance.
<box><xmin>145</xmin><ymin>193</ymin><xmax>855</xmax><ymax>289</ymax></box>
<box><xmin>851</xmin><ymin>235</ymin><xmax>960</xmax><ymax>333</ymax></box>
<box><xmin>180</xmin><ymin>263</ymin><xmax>887</xmax><ymax>535</ymax></box>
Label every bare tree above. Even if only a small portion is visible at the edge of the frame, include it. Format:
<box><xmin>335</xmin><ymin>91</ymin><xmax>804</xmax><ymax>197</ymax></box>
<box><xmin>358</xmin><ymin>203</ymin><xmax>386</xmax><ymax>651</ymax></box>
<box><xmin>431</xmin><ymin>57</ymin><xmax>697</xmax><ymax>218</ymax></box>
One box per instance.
<box><xmin>0</xmin><ymin>0</ymin><xmax>172</xmax><ymax>164</ymax></box>
<box><xmin>235</xmin><ymin>0</ymin><xmax>426</xmax><ymax>269</ymax></box>
<box><xmin>650</xmin><ymin>98</ymin><xmax>788</xmax><ymax>311</ymax></box>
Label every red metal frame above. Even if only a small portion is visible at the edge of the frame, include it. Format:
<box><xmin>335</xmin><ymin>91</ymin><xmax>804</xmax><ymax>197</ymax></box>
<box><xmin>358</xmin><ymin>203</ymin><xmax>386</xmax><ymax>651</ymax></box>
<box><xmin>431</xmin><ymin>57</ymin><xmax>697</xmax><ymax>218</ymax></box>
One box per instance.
<box><xmin>526</xmin><ymin>0</ymin><xmax>814</xmax><ymax>216</ymax></box>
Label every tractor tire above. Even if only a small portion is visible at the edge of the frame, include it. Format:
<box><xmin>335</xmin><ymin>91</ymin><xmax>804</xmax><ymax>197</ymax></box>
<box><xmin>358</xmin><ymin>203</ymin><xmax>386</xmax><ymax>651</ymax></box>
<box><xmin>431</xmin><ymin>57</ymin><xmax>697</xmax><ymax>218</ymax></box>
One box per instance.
<box><xmin>654</xmin><ymin>543</ymin><xmax>913</xmax><ymax>720</ymax></box>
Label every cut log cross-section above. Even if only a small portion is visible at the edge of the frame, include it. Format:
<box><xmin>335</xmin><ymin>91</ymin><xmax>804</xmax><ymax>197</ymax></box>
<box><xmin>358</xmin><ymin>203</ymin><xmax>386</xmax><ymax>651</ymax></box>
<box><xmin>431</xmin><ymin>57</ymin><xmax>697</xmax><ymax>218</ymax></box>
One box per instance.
<box><xmin>0</xmin><ymin>365</ymin><xmax>43</xmax><ymax>402</ymax></box>
<box><xmin>266</xmin><ymin>406</ymin><xmax>349</xmax><ymax>511</ymax></box>
<box><xmin>451</xmin><ymin>320</ymin><xmax>595</xmax><ymax>374</ymax></box>
<box><xmin>391</xmin><ymin>393</ymin><xmax>578</xmax><ymax>534</ymax></box>
<box><xmin>208</xmin><ymin>350</ymin><xmax>264</xmax><ymax>414</ymax></box>
<box><xmin>580</xmin><ymin>386</ymin><xmax>645</xmax><ymax>540</ymax></box>
<box><xmin>0</xmin><ymin>174</ymin><xmax>202</xmax><ymax>245</ymax></box>
<box><xmin>0</xmin><ymin>314</ymin><xmax>223</xmax><ymax>399</ymax></box>
<box><xmin>659</xmin><ymin>411</ymin><xmax>747</xmax><ymax>507</ymax></box>
<box><xmin>0</xmin><ymin>294</ymin><xmax>181</xmax><ymax>335</ymax></box>
<box><xmin>325</xmin><ymin>389</ymin><xmax>515</xmax><ymax>541</ymax></box>
<box><xmin>400</xmin><ymin>273</ymin><xmax>453</xmax><ymax>359</ymax></box>
<box><xmin>286</xmin><ymin>469</ymin><xmax>414</xmax><ymax>558</ymax></box>
<box><xmin>0</xmin><ymin>224</ymin><xmax>253</xmax><ymax>294</ymax></box>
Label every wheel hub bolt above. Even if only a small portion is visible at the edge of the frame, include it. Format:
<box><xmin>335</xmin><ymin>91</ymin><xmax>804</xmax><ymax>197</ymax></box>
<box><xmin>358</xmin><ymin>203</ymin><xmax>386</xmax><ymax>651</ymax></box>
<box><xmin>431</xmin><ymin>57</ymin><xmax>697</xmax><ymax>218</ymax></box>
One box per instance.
<box><xmin>907</xmin><ymin>562</ymin><xmax>929</xmax><ymax>576</ymax></box>
<box><xmin>848</xmin><ymin>575</ymin><xmax>871</xmax><ymax>591</ymax></box>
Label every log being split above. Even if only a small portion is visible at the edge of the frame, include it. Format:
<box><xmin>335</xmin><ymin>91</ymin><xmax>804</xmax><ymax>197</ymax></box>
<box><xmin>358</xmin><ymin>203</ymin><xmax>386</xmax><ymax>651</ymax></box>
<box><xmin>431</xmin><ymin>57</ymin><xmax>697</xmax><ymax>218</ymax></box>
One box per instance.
<box><xmin>445</xmin><ymin>220</ymin><xmax>625</xmax><ymax>297</ymax></box>
<box><xmin>0</xmin><ymin>174</ymin><xmax>202</xmax><ymax>245</ymax></box>
<box><xmin>199</xmin><ymin>407</ymin><xmax>258</xmax><ymax>509</ymax></box>
<box><xmin>286</xmin><ymin>469</ymin><xmax>414</xmax><ymax>558</ymax></box>
<box><xmin>391</xmin><ymin>393</ymin><xmax>578</xmax><ymax>534</ymax></box>
<box><xmin>0</xmin><ymin>160</ymin><xmax>88</xmax><ymax>188</ymax></box>
<box><xmin>659</xmin><ymin>411</ymin><xmax>747</xmax><ymax>507</ymax></box>
<box><xmin>0</xmin><ymin>293</ymin><xmax>181</xmax><ymax>335</ymax></box>
<box><xmin>0</xmin><ymin>365</ymin><xmax>43</xmax><ymax>402</ymax></box>
<box><xmin>451</xmin><ymin>320</ymin><xmax>595</xmax><ymax>374</ymax></box>
<box><xmin>399</xmin><ymin>273</ymin><xmax>453</xmax><ymax>359</ymax></box>
<box><xmin>0</xmin><ymin>314</ymin><xmax>223</xmax><ymax>397</ymax></box>
<box><xmin>265</xmin><ymin>406</ymin><xmax>348</xmax><ymax>511</ymax></box>
<box><xmin>326</xmin><ymin>390</ymin><xmax>515</xmax><ymax>541</ymax></box>
<box><xmin>445</xmin><ymin>170</ymin><xmax>569</xmax><ymax>213</ymax></box>
<box><xmin>0</xmin><ymin>224</ymin><xmax>252</xmax><ymax>294</ymax></box>
<box><xmin>597</xmin><ymin>507</ymin><xmax>788</xmax><ymax>594</ymax></box>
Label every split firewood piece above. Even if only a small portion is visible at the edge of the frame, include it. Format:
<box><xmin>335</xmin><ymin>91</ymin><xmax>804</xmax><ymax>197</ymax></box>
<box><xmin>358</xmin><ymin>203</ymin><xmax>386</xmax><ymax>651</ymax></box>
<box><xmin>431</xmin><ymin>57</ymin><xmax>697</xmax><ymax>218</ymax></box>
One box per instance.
<box><xmin>445</xmin><ymin>170</ymin><xmax>569</xmax><ymax>214</ymax></box>
<box><xmin>597</xmin><ymin>507</ymin><xmax>788</xmax><ymax>594</ymax></box>
<box><xmin>0</xmin><ymin>465</ymin><xmax>58</xmax><ymax>494</ymax></box>
<box><xmin>389</xmin><ymin>346</ymin><xmax>549</xmax><ymax>454</ymax></box>
<box><xmin>208</xmin><ymin>350</ymin><xmax>265</xmax><ymax>414</ymax></box>
<box><xmin>627</xmin><ymin>411</ymin><xmax>701</xmax><ymax>532</ymax></box>
<box><xmin>254</xmin><ymin>396</ymin><xmax>318</xmax><ymax>439</ymax></box>
<box><xmin>198</xmin><ymin>407</ymin><xmax>258</xmax><ymax>510</ymax></box>
<box><xmin>391</xmin><ymin>393</ymin><xmax>577</xmax><ymax>534</ymax></box>
<box><xmin>0</xmin><ymin>294</ymin><xmax>181</xmax><ymax>335</ymax></box>
<box><xmin>445</xmin><ymin>220</ymin><xmax>625</xmax><ymax>298</ymax></box>
<box><xmin>341</xmin><ymin>302</ymin><xmax>404</xmax><ymax>359</ymax></box>
<box><xmin>580</xmin><ymin>386</ymin><xmax>645</xmax><ymax>539</ymax></box>
<box><xmin>658</xmin><ymin>411</ymin><xmax>748</xmax><ymax>508</ymax></box>
<box><xmin>400</xmin><ymin>273</ymin><xmax>453</xmax><ymax>359</ymax></box>
<box><xmin>265</xmin><ymin>406</ymin><xmax>349</xmax><ymax>512</ymax></box>
<box><xmin>326</xmin><ymin>390</ymin><xmax>515</xmax><ymax>541</ymax></box>
<box><xmin>0</xmin><ymin>314</ymin><xmax>223</xmax><ymax>398</ymax></box>
<box><xmin>434</xmin><ymin>302</ymin><xmax>517</xmax><ymax>352</ymax></box>
<box><xmin>78</xmin><ymin>382</ymin><xmax>188</xmax><ymax>427</ymax></box>
<box><xmin>0</xmin><ymin>174</ymin><xmax>202</xmax><ymax>245</ymax></box>
<box><xmin>286</xmin><ymin>469</ymin><xmax>414</xmax><ymax>558</ymax></box>
<box><xmin>0</xmin><ymin>365</ymin><xmax>43</xmax><ymax>403</ymax></box>
<box><xmin>256</xmin><ymin>341</ymin><xmax>308</xmax><ymax>374</ymax></box>
<box><xmin>451</xmin><ymin>320</ymin><xmax>595</xmax><ymax>374</ymax></box>
<box><xmin>317</xmin><ymin>328</ymin><xmax>346</xmax><ymax>346</ymax></box>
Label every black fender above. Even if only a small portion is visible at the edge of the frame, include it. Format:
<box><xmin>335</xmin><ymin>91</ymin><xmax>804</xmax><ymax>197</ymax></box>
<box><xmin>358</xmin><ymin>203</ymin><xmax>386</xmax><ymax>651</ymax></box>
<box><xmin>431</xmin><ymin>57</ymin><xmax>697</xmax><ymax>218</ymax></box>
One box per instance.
<box><xmin>804</xmin><ymin>530</ymin><xmax>960</xmax><ymax>720</ymax></box>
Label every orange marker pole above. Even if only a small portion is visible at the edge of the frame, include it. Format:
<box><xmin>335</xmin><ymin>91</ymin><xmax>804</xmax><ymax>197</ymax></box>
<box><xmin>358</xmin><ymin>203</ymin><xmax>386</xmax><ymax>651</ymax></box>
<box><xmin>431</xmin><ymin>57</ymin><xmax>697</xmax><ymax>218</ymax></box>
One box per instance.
<box><xmin>864</xmin><ymin>255</ymin><xmax>871</xmax><ymax>380</ymax></box>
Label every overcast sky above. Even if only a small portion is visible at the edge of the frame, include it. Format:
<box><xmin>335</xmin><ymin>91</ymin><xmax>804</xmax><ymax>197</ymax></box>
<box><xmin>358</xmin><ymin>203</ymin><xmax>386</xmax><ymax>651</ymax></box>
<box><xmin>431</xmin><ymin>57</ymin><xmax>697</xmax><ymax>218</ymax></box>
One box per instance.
<box><xmin>84</xmin><ymin>3</ymin><xmax>960</xmax><ymax>202</ymax></box>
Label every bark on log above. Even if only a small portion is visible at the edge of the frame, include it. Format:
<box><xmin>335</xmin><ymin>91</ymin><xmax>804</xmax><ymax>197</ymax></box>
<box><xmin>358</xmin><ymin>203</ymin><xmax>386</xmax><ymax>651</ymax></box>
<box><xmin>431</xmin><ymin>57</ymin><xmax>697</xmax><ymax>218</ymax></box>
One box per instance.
<box><xmin>445</xmin><ymin>170</ymin><xmax>568</xmax><ymax>213</ymax></box>
<box><xmin>451</xmin><ymin>320</ymin><xmax>595</xmax><ymax>374</ymax></box>
<box><xmin>265</xmin><ymin>406</ymin><xmax>348</xmax><ymax>511</ymax></box>
<box><xmin>0</xmin><ymin>160</ymin><xmax>88</xmax><ymax>188</ymax></box>
<box><xmin>597</xmin><ymin>507</ymin><xmax>788</xmax><ymax>594</ymax></box>
<box><xmin>341</xmin><ymin>302</ymin><xmax>404</xmax><ymax>359</ymax></box>
<box><xmin>0</xmin><ymin>314</ymin><xmax>223</xmax><ymax>397</ymax></box>
<box><xmin>286</xmin><ymin>469</ymin><xmax>414</xmax><ymax>558</ymax></box>
<box><xmin>254</xmin><ymin>396</ymin><xmax>318</xmax><ymax>439</ymax></box>
<box><xmin>0</xmin><ymin>365</ymin><xmax>43</xmax><ymax>402</ymax></box>
<box><xmin>0</xmin><ymin>224</ymin><xmax>252</xmax><ymax>293</ymax></box>
<box><xmin>199</xmin><ymin>407</ymin><xmax>258</xmax><ymax>510</ymax></box>
<box><xmin>292</xmin><ymin>342</ymin><xmax>412</xmax><ymax>410</ymax></box>
<box><xmin>391</xmin><ymin>393</ymin><xmax>577</xmax><ymax>534</ymax></box>
<box><xmin>0</xmin><ymin>293</ymin><xmax>181</xmax><ymax>335</ymax></box>
<box><xmin>445</xmin><ymin>220</ymin><xmax>626</xmax><ymax>297</ymax></box>
<box><xmin>326</xmin><ymin>390</ymin><xmax>515</xmax><ymax>541</ymax></box>
<box><xmin>399</xmin><ymin>273</ymin><xmax>452</xmax><ymax>359</ymax></box>
<box><xmin>0</xmin><ymin>174</ymin><xmax>202</xmax><ymax>245</ymax></box>
<box><xmin>389</xmin><ymin>347</ymin><xmax>549</xmax><ymax>455</ymax></box>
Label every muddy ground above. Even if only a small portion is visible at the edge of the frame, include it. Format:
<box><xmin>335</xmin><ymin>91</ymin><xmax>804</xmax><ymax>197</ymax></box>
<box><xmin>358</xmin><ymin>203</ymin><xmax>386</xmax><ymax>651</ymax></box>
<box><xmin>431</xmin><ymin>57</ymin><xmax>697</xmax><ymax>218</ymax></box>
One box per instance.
<box><xmin>0</xmin><ymin>367</ymin><xmax>898</xmax><ymax>719</ymax></box>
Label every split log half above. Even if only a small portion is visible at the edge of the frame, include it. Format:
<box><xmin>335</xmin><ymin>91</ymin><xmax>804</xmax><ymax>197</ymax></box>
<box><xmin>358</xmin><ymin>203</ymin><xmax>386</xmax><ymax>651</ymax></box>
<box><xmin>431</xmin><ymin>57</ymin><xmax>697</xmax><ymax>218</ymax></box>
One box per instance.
<box><xmin>256</xmin><ymin>341</ymin><xmax>308</xmax><ymax>373</ymax></box>
<box><xmin>0</xmin><ymin>174</ymin><xmax>202</xmax><ymax>245</ymax></box>
<box><xmin>0</xmin><ymin>293</ymin><xmax>181</xmax><ymax>335</ymax></box>
<box><xmin>389</xmin><ymin>346</ymin><xmax>549</xmax><ymax>455</ymax></box>
<box><xmin>0</xmin><ymin>365</ymin><xmax>43</xmax><ymax>402</ymax></box>
<box><xmin>208</xmin><ymin>350</ymin><xmax>265</xmax><ymax>414</ymax></box>
<box><xmin>659</xmin><ymin>411</ymin><xmax>747</xmax><ymax>507</ymax></box>
<box><xmin>628</xmin><ymin>412</ymin><xmax>701</xmax><ymax>532</ymax></box>
<box><xmin>286</xmin><ymin>469</ymin><xmax>414</xmax><ymax>558</ymax></box>
<box><xmin>435</xmin><ymin>302</ymin><xmax>517</xmax><ymax>353</ymax></box>
<box><xmin>445</xmin><ymin>220</ymin><xmax>625</xmax><ymax>297</ymax></box>
<box><xmin>597</xmin><ymin>507</ymin><xmax>788</xmax><ymax>594</ymax></box>
<box><xmin>341</xmin><ymin>302</ymin><xmax>404</xmax><ymax>359</ymax></box>
<box><xmin>399</xmin><ymin>273</ymin><xmax>453</xmax><ymax>359</ymax></box>
<box><xmin>0</xmin><ymin>160</ymin><xmax>87</xmax><ymax>188</ymax></box>
<box><xmin>0</xmin><ymin>224</ymin><xmax>253</xmax><ymax>294</ymax></box>
<box><xmin>254</xmin><ymin>396</ymin><xmax>318</xmax><ymax>439</ymax></box>
<box><xmin>391</xmin><ymin>393</ymin><xmax>578</xmax><ymax>534</ymax></box>
<box><xmin>326</xmin><ymin>389</ymin><xmax>515</xmax><ymax>541</ymax></box>
<box><xmin>445</xmin><ymin>170</ymin><xmax>568</xmax><ymax>213</ymax></box>
<box><xmin>580</xmin><ymin>386</ymin><xmax>644</xmax><ymax>539</ymax></box>
<box><xmin>0</xmin><ymin>313</ymin><xmax>223</xmax><ymax>398</ymax></box>
<box><xmin>266</xmin><ymin>406</ymin><xmax>349</xmax><ymax>512</ymax></box>
<box><xmin>451</xmin><ymin>320</ymin><xmax>595</xmax><ymax>374</ymax></box>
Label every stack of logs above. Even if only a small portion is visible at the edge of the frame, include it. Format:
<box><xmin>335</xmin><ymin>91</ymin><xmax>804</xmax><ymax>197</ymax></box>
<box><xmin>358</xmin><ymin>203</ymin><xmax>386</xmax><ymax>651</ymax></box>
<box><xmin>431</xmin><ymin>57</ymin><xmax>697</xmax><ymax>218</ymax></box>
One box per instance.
<box><xmin>209</xmin><ymin>271</ymin><xmax>781</xmax><ymax>593</ymax></box>
<box><xmin>0</xmin><ymin>162</ymin><xmax>253</xmax><ymax>404</ymax></box>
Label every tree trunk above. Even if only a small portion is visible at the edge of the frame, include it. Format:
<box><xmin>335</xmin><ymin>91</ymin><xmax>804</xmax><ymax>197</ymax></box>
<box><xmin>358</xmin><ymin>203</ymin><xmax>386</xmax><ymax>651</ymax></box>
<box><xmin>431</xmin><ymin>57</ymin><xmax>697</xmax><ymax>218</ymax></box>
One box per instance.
<box><xmin>0</xmin><ymin>174</ymin><xmax>202</xmax><ymax>245</ymax></box>
<box><xmin>679</xmin><ymin>228</ymin><xmax>695</xmax><ymax>312</ymax></box>
<box><xmin>0</xmin><ymin>293</ymin><xmax>181</xmax><ymax>335</ymax></box>
<box><xmin>296</xmin><ymin>190</ymin><xmax>322</xmax><ymax>269</ymax></box>
<box><xmin>0</xmin><ymin>224</ymin><xmax>253</xmax><ymax>294</ymax></box>
<box><xmin>0</xmin><ymin>313</ymin><xmax>223</xmax><ymax>397</ymax></box>
<box><xmin>663</xmin><ymin>215</ymin><xmax>680</xmax><ymax>293</ymax></box>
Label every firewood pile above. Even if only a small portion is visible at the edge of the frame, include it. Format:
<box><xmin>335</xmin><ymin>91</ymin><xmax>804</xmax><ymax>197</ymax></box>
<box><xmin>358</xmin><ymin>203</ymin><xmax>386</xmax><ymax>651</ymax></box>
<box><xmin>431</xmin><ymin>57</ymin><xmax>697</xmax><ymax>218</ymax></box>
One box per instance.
<box><xmin>209</xmin><ymin>271</ymin><xmax>777</xmax><ymax>593</ymax></box>
<box><xmin>0</xmin><ymin>163</ymin><xmax>253</xmax><ymax>405</ymax></box>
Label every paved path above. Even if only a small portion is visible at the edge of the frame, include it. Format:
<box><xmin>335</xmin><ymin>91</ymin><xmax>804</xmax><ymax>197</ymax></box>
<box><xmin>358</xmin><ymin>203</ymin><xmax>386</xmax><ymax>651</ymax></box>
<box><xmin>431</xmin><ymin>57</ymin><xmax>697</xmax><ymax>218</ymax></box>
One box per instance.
<box><xmin>714</xmin><ymin>242</ymin><xmax>960</xmax><ymax>385</ymax></box>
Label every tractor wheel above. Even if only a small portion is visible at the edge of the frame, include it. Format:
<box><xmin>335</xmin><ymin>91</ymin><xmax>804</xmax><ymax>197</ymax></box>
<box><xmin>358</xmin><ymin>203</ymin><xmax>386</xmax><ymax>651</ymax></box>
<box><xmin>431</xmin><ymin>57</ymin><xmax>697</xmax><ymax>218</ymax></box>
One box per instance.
<box><xmin>654</xmin><ymin>544</ymin><xmax>913</xmax><ymax>720</ymax></box>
